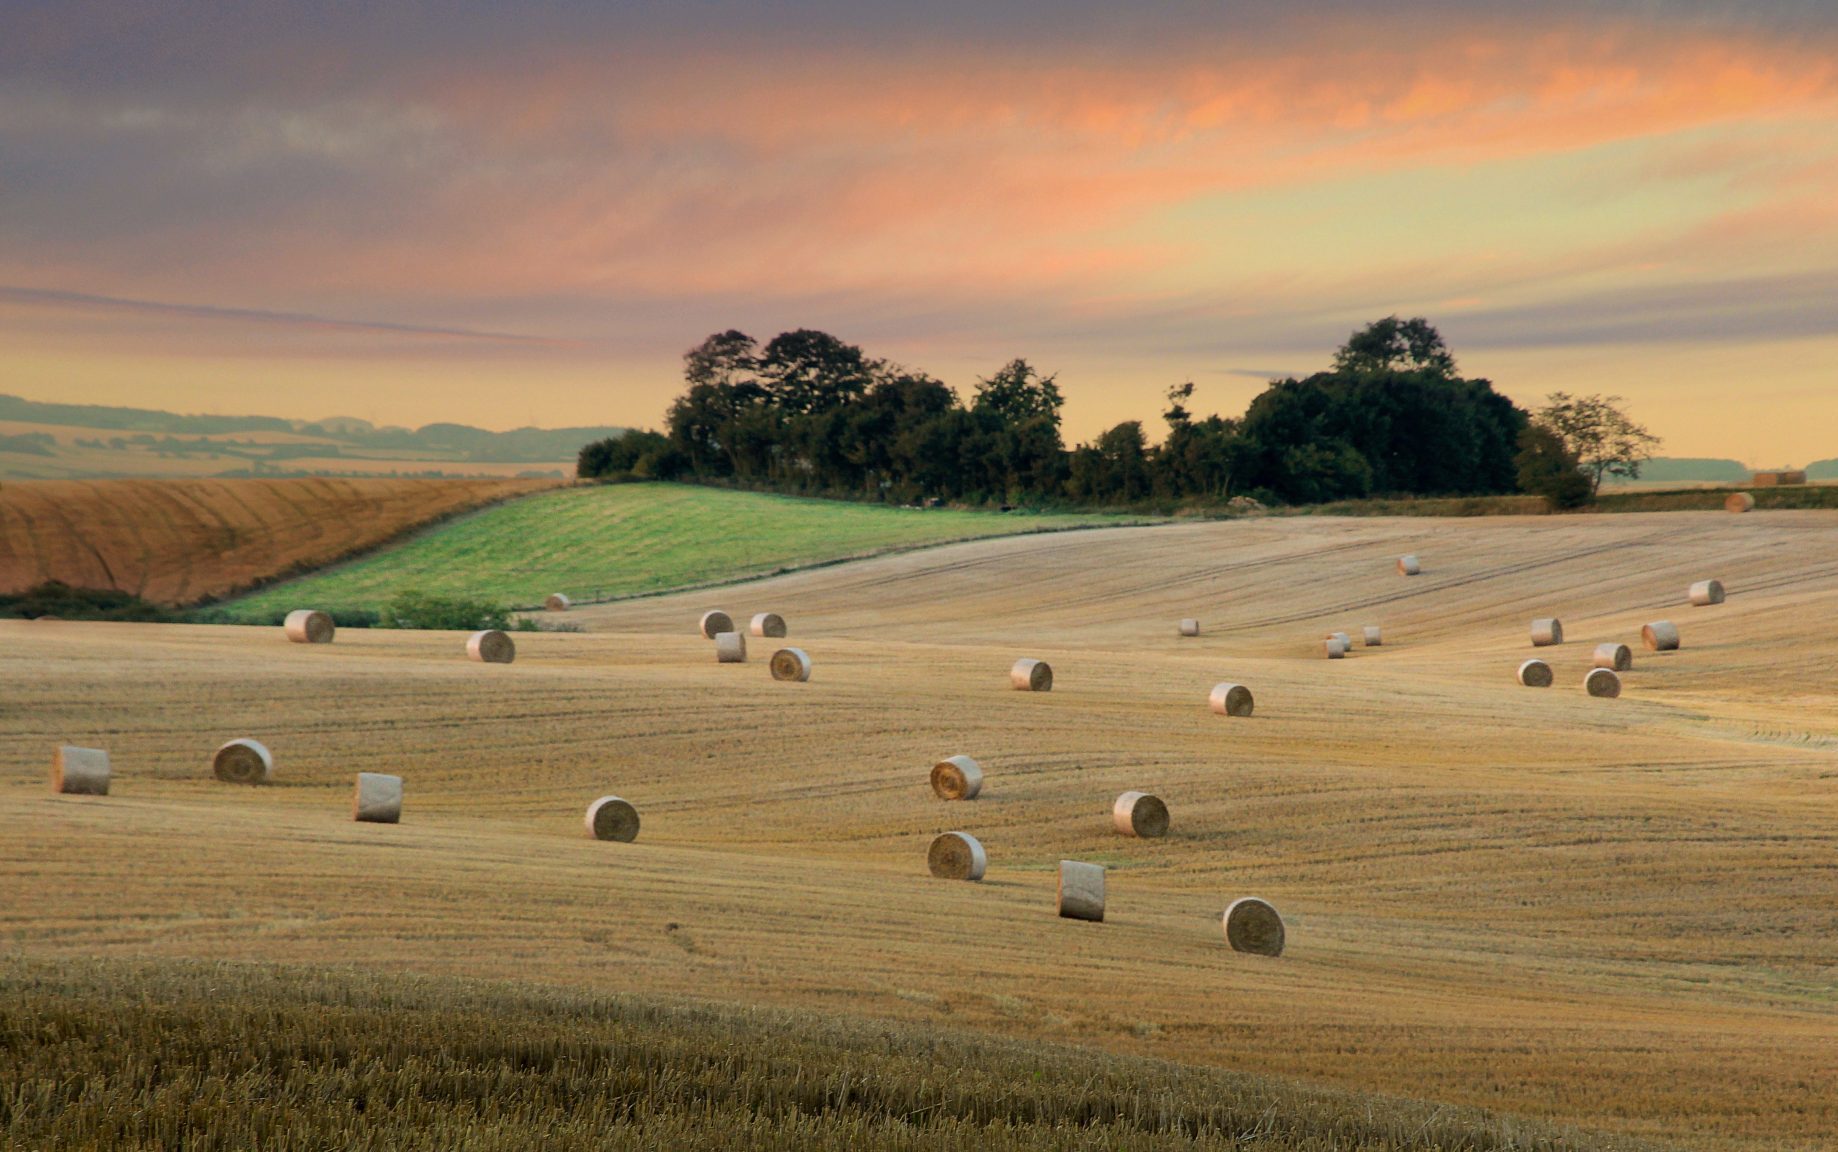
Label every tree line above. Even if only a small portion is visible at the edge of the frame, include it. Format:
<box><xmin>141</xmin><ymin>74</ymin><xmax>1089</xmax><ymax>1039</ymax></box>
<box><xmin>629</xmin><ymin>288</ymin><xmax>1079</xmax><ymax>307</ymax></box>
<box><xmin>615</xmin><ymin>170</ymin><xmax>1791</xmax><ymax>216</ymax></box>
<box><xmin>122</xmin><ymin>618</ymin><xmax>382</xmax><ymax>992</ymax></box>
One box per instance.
<box><xmin>580</xmin><ymin>318</ymin><xmax>1655</xmax><ymax>509</ymax></box>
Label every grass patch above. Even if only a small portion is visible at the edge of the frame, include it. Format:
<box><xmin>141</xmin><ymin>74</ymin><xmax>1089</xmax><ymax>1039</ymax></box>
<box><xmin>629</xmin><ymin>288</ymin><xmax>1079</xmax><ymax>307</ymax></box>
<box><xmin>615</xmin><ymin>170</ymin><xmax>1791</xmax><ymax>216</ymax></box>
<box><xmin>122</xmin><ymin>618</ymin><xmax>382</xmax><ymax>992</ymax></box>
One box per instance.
<box><xmin>0</xmin><ymin>956</ymin><xmax>1652</xmax><ymax>1151</ymax></box>
<box><xmin>219</xmin><ymin>484</ymin><xmax>1142</xmax><ymax>618</ymax></box>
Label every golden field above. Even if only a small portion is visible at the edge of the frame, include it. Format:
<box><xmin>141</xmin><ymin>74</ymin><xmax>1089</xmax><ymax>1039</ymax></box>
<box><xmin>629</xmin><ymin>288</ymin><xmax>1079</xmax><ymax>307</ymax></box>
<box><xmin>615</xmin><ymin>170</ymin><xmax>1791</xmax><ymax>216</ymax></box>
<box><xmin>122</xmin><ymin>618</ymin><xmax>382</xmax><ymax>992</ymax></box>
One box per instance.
<box><xmin>3</xmin><ymin>511</ymin><xmax>1835</xmax><ymax>1148</ymax></box>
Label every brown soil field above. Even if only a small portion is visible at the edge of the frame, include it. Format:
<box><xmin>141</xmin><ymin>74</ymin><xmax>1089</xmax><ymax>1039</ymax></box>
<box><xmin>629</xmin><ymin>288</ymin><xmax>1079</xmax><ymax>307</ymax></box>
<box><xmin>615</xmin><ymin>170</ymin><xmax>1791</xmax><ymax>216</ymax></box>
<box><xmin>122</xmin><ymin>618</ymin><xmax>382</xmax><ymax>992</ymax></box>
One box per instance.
<box><xmin>3</xmin><ymin>512</ymin><xmax>1835</xmax><ymax>1149</ymax></box>
<box><xmin>0</xmin><ymin>476</ymin><xmax>561</xmax><ymax>603</ymax></box>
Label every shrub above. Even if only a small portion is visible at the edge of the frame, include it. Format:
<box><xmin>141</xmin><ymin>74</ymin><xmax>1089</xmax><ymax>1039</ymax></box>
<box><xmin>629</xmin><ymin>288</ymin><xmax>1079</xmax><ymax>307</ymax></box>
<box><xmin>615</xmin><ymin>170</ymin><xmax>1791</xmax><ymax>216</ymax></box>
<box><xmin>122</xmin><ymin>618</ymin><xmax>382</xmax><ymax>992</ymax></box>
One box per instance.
<box><xmin>381</xmin><ymin>590</ymin><xmax>512</xmax><ymax>631</ymax></box>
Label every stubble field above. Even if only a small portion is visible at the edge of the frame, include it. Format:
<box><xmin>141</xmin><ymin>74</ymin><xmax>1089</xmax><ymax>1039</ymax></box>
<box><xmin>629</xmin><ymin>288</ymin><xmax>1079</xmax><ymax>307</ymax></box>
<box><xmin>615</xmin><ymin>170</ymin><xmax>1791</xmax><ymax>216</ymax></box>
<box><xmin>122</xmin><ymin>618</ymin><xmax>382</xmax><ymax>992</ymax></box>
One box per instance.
<box><xmin>3</xmin><ymin>511</ymin><xmax>1835</xmax><ymax>1148</ymax></box>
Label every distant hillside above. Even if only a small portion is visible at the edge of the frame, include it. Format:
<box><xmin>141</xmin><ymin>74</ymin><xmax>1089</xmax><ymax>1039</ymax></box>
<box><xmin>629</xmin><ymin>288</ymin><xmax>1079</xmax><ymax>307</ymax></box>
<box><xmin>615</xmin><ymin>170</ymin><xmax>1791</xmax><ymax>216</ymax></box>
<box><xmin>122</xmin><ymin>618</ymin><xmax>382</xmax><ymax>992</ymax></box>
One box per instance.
<box><xmin>1603</xmin><ymin>457</ymin><xmax>1750</xmax><ymax>484</ymax></box>
<box><xmin>1806</xmin><ymin>459</ymin><xmax>1838</xmax><ymax>480</ymax></box>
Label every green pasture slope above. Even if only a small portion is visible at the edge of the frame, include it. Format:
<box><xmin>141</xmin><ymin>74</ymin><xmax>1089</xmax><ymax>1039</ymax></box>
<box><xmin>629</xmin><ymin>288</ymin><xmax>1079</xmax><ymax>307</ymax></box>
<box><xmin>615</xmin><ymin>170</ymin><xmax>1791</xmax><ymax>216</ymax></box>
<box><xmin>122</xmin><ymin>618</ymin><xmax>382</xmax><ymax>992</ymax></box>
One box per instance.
<box><xmin>223</xmin><ymin>484</ymin><xmax>1138</xmax><ymax>618</ymax></box>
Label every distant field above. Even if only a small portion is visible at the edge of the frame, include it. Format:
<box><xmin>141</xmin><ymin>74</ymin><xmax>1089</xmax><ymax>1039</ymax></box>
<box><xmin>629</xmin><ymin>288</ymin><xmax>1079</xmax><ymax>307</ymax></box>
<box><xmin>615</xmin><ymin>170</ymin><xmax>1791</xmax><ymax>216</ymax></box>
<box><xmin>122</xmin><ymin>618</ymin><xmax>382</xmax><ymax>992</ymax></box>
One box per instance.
<box><xmin>0</xmin><ymin>476</ymin><xmax>560</xmax><ymax>604</ymax></box>
<box><xmin>224</xmin><ymin>484</ymin><xmax>1137</xmax><ymax>617</ymax></box>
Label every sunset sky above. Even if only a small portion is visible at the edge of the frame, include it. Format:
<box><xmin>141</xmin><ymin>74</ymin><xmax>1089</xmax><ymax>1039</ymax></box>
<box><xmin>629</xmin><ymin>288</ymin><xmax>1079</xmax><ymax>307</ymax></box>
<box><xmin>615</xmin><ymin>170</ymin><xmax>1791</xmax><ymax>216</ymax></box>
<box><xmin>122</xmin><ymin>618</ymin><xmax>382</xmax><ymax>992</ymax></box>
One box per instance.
<box><xmin>4</xmin><ymin>1</ymin><xmax>1836</xmax><ymax>464</ymax></box>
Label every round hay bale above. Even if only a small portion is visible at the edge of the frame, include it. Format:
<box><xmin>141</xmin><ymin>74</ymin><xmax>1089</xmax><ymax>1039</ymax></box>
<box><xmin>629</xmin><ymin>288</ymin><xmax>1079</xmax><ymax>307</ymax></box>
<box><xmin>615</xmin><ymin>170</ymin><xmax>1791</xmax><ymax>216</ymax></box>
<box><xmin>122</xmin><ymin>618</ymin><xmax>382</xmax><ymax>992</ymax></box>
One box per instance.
<box><xmin>1585</xmin><ymin>667</ymin><xmax>1622</xmax><ymax>698</ymax></box>
<box><xmin>1324</xmin><ymin>636</ymin><xmax>1347</xmax><ymax>659</ymax></box>
<box><xmin>284</xmin><ymin>609</ymin><xmax>334</xmax><ymax>644</ymax></box>
<box><xmin>930</xmin><ymin>755</ymin><xmax>983</xmax><ymax>800</ymax></box>
<box><xmin>1325</xmin><ymin>630</ymin><xmax>1351</xmax><ymax>649</ymax></box>
<box><xmin>715</xmin><ymin>631</ymin><xmax>747</xmax><ymax>663</ymax></box>
<box><xmin>927</xmin><ymin>831</ymin><xmax>986</xmax><ymax>881</ymax></box>
<box><xmin>1179</xmin><ymin>618</ymin><xmax>1200</xmax><ymax>637</ymax></box>
<box><xmin>1593</xmin><ymin>642</ymin><xmax>1632</xmax><ymax>671</ymax></box>
<box><xmin>52</xmin><ymin>745</ymin><xmax>110</xmax><ymax>795</ymax></box>
<box><xmin>698</xmin><ymin>610</ymin><xmax>733</xmax><ymax>639</ymax></box>
<box><xmin>1057</xmin><ymin>860</ymin><xmax>1105</xmax><ymax>922</ymax></box>
<box><xmin>212</xmin><ymin>738</ymin><xmax>272</xmax><ymax>785</ymax></box>
<box><xmin>1362</xmin><ymin>625</ymin><xmax>1382</xmax><ymax>647</ymax></box>
<box><xmin>467</xmin><ymin>629</ymin><xmax>516</xmax><ymax>664</ymax></box>
<box><xmin>1112</xmin><ymin>791</ymin><xmax>1169</xmax><ymax>838</ymax></box>
<box><xmin>1517</xmin><ymin>659</ymin><xmax>1553</xmax><ymax>688</ymax></box>
<box><xmin>1642</xmin><ymin>620</ymin><xmax>1681</xmax><ymax>651</ymax></box>
<box><xmin>1397</xmin><ymin>554</ymin><xmax>1421</xmax><ymax>576</ymax></box>
<box><xmin>1726</xmin><ymin>492</ymin><xmax>1755</xmax><ymax>514</ymax></box>
<box><xmin>1208</xmin><ymin>682</ymin><xmax>1254</xmax><ymax>717</ymax></box>
<box><xmin>353</xmin><ymin>772</ymin><xmax>402</xmax><ymax>823</ymax></box>
<box><xmin>1010</xmin><ymin>658</ymin><xmax>1052</xmax><ymax>691</ymax></box>
<box><xmin>770</xmin><ymin>647</ymin><xmax>812</xmax><ymax>682</ymax></box>
<box><xmin>1223</xmin><ymin>897</ymin><xmax>1285</xmax><ymax>956</ymax></box>
<box><xmin>1531</xmin><ymin>618</ymin><xmax>1563</xmax><ymax>647</ymax></box>
<box><xmin>584</xmin><ymin>795</ymin><xmax>640</xmax><ymax>842</ymax></box>
<box><xmin>1689</xmin><ymin>579</ymin><xmax>1725</xmax><ymax>607</ymax></box>
<box><xmin>750</xmin><ymin>612</ymin><xmax>788</xmax><ymax>638</ymax></box>
<box><xmin>545</xmin><ymin>593</ymin><xmax>572</xmax><ymax>612</ymax></box>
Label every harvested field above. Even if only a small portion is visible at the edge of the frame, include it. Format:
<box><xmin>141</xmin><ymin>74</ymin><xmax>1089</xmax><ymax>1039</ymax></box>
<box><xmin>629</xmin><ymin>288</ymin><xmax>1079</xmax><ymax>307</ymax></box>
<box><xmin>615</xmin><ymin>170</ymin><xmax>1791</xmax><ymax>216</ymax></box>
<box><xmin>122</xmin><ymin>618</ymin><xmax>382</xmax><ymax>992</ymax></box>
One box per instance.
<box><xmin>0</xmin><ymin>477</ymin><xmax>555</xmax><ymax>605</ymax></box>
<box><xmin>4</xmin><ymin>511</ymin><xmax>1837</xmax><ymax>1150</ymax></box>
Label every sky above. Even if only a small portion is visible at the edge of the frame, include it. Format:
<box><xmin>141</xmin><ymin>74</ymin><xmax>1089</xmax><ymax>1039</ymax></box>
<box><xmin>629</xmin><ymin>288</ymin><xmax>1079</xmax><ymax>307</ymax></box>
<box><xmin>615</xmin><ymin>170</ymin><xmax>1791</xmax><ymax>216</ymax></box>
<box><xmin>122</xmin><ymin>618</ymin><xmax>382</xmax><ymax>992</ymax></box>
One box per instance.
<box><xmin>3</xmin><ymin>1</ymin><xmax>1837</xmax><ymax>464</ymax></box>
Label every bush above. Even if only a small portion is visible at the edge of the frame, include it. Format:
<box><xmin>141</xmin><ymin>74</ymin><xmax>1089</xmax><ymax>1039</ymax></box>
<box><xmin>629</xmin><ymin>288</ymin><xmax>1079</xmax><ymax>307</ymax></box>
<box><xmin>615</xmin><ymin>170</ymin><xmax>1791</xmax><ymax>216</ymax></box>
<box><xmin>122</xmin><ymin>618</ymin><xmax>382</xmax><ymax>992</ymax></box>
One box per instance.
<box><xmin>381</xmin><ymin>590</ymin><xmax>512</xmax><ymax>631</ymax></box>
<box><xmin>1515</xmin><ymin>425</ymin><xmax>1594</xmax><ymax>510</ymax></box>
<box><xmin>0</xmin><ymin>581</ymin><xmax>173</xmax><ymax>621</ymax></box>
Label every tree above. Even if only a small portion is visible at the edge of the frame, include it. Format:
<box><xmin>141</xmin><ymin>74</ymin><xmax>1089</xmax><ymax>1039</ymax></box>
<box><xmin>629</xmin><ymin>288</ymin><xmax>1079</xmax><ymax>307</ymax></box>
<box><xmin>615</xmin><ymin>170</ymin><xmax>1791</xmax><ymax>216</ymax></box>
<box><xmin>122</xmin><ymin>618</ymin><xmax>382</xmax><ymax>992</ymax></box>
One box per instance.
<box><xmin>684</xmin><ymin>330</ymin><xmax>759</xmax><ymax>390</ymax></box>
<box><xmin>757</xmin><ymin>329</ymin><xmax>877</xmax><ymax>415</ymax></box>
<box><xmin>1514</xmin><ymin>424</ymin><xmax>1593</xmax><ymax>509</ymax></box>
<box><xmin>1532</xmin><ymin>393</ymin><xmax>1661</xmax><ymax>495</ymax></box>
<box><xmin>1332</xmin><ymin>316</ymin><xmax>1457</xmax><ymax>378</ymax></box>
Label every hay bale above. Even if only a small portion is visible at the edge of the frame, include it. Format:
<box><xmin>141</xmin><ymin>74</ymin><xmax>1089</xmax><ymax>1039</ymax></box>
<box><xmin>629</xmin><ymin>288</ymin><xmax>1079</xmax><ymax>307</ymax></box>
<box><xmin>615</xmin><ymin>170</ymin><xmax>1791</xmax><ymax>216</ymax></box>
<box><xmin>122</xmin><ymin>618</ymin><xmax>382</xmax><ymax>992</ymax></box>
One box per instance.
<box><xmin>353</xmin><ymin>772</ymin><xmax>402</xmax><ymax>823</ymax></box>
<box><xmin>750</xmin><ymin>612</ymin><xmax>788</xmax><ymax>638</ymax></box>
<box><xmin>1223</xmin><ymin>897</ymin><xmax>1285</xmax><ymax>956</ymax></box>
<box><xmin>1208</xmin><ymin>682</ymin><xmax>1254</xmax><ymax>717</ymax></box>
<box><xmin>1010</xmin><ymin>658</ymin><xmax>1052</xmax><ymax>691</ymax></box>
<box><xmin>1751</xmin><ymin>470</ymin><xmax>1806</xmax><ymax>487</ymax></box>
<box><xmin>1324</xmin><ymin>636</ymin><xmax>1346</xmax><ymax>659</ymax></box>
<box><xmin>1179</xmin><ymin>618</ymin><xmax>1200</xmax><ymax>637</ymax></box>
<box><xmin>1057</xmin><ymin>860</ymin><xmax>1105</xmax><ymax>922</ymax></box>
<box><xmin>1642</xmin><ymin>620</ymin><xmax>1681</xmax><ymax>651</ymax></box>
<box><xmin>1362</xmin><ymin>625</ymin><xmax>1382</xmax><ymax>647</ymax></box>
<box><xmin>1517</xmin><ymin>659</ymin><xmax>1553</xmax><ymax>688</ymax></box>
<box><xmin>1397</xmin><ymin>554</ymin><xmax>1421</xmax><ymax>576</ymax></box>
<box><xmin>584</xmin><ymin>795</ymin><xmax>640</xmax><ymax>842</ymax></box>
<box><xmin>1531</xmin><ymin>618</ymin><xmax>1563</xmax><ymax>647</ymax></box>
<box><xmin>52</xmin><ymin>745</ymin><xmax>110</xmax><ymax>795</ymax></box>
<box><xmin>930</xmin><ymin>755</ymin><xmax>983</xmax><ymax>800</ymax></box>
<box><xmin>1726</xmin><ymin>492</ymin><xmax>1755</xmax><ymax>514</ymax></box>
<box><xmin>1585</xmin><ymin>668</ymin><xmax>1622</xmax><ymax>698</ymax></box>
<box><xmin>715</xmin><ymin>631</ymin><xmax>747</xmax><ymax>663</ymax></box>
<box><xmin>284</xmin><ymin>609</ymin><xmax>334</xmax><ymax>644</ymax></box>
<box><xmin>698</xmin><ymin>610</ymin><xmax>733</xmax><ymax>639</ymax></box>
<box><xmin>770</xmin><ymin>647</ymin><xmax>812</xmax><ymax>682</ymax></box>
<box><xmin>545</xmin><ymin>593</ymin><xmax>571</xmax><ymax>612</ymax></box>
<box><xmin>1689</xmin><ymin>579</ymin><xmax>1725</xmax><ymax>607</ymax></box>
<box><xmin>1325</xmin><ymin>630</ymin><xmax>1351</xmax><ymax>649</ymax></box>
<box><xmin>1593</xmin><ymin>642</ymin><xmax>1632</xmax><ymax>671</ymax></box>
<box><xmin>1112</xmin><ymin>791</ymin><xmax>1169</xmax><ymax>838</ymax></box>
<box><xmin>212</xmin><ymin>738</ymin><xmax>272</xmax><ymax>785</ymax></box>
<box><xmin>927</xmin><ymin>831</ymin><xmax>986</xmax><ymax>881</ymax></box>
<box><xmin>467</xmin><ymin>630</ymin><xmax>516</xmax><ymax>664</ymax></box>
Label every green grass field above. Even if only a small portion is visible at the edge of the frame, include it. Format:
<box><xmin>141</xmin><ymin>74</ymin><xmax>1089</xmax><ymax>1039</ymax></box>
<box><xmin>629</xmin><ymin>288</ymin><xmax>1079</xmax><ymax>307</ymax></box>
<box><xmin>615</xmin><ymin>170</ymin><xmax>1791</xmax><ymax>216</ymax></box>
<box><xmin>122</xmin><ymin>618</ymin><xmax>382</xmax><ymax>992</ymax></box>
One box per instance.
<box><xmin>221</xmin><ymin>484</ymin><xmax>1138</xmax><ymax>618</ymax></box>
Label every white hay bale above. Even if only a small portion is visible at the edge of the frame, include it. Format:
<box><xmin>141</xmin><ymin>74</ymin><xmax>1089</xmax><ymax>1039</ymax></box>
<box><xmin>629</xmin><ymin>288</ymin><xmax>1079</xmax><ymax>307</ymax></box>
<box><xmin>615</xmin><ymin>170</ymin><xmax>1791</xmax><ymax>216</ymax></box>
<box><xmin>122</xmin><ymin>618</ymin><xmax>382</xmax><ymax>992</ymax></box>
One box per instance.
<box><xmin>1179</xmin><ymin>618</ymin><xmax>1200</xmax><ymax>637</ymax></box>
<box><xmin>1397</xmin><ymin>554</ymin><xmax>1421</xmax><ymax>576</ymax></box>
<box><xmin>749</xmin><ymin>612</ymin><xmax>787</xmax><ymax>638</ymax></box>
<box><xmin>927</xmin><ymin>831</ymin><xmax>986</xmax><ymax>881</ymax></box>
<box><xmin>769</xmin><ymin>647</ymin><xmax>812</xmax><ymax>682</ymax></box>
<box><xmin>284</xmin><ymin>609</ymin><xmax>334</xmax><ymax>644</ymax></box>
<box><xmin>1057</xmin><ymin>860</ymin><xmax>1105</xmax><ymax>922</ymax></box>
<box><xmin>1324</xmin><ymin>636</ymin><xmax>1347</xmax><ymax>659</ymax></box>
<box><xmin>1223</xmin><ymin>897</ymin><xmax>1285</xmax><ymax>956</ymax></box>
<box><xmin>715</xmin><ymin>631</ymin><xmax>747</xmax><ymax>663</ymax></box>
<box><xmin>1208</xmin><ymin>682</ymin><xmax>1254</xmax><ymax>717</ymax></box>
<box><xmin>1325</xmin><ymin>630</ymin><xmax>1351</xmax><ymax>649</ymax></box>
<box><xmin>1112</xmin><ymin>791</ymin><xmax>1169</xmax><ymax>838</ymax></box>
<box><xmin>1593</xmin><ymin>642</ymin><xmax>1632</xmax><ymax>671</ymax></box>
<box><xmin>1726</xmin><ymin>492</ymin><xmax>1754</xmax><ymax>514</ymax></box>
<box><xmin>467</xmin><ymin>629</ymin><xmax>516</xmax><ymax>664</ymax></box>
<box><xmin>52</xmin><ymin>745</ymin><xmax>110</xmax><ymax>795</ymax></box>
<box><xmin>1585</xmin><ymin>668</ymin><xmax>1622</xmax><ymax>698</ymax></box>
<box><xmin>1642</xmin><ymin>620</ymin><xmax>1680</xmax><ymax>651</ymax></box>
<box><xmin>212</xmin><ymin>738</ymin><xmax>272</xmax><ymax>785</ymax></box>
<box><xmin>1689</xmin><ymin>579</ymin><xmax>1725</xmax><ymax>607</ymax></box>
<box><xmin>930</xmin><ymin>755</ymin><xmax>983</xmax><ymax>800</ymax></box>
<box><xmin>1531</xmin><ymin>618</ymin><xmax>1563</xmax><ymax>647</ymax></box>
<box><xmin>1362</xmin><ymin>625</ymin><xmax>1382</xmax><ymax>647</ymax></box>
<box><xmin>545</xmin><ymin>593</ymin><xmax>571</xmax><ymax>612</ymax></box>
<box><xmin>698</xmin><ymin>610</ymin><xmax>733</xmax><ymax>639</ymax></box>
<box><xmin>1010</xmin><ymin>658</ymin><xmax>1052</xmax><ymax>691</ymax></box>
<box><xmin>1517</xmin><ymin>659</ymin><xmax>1553</xmax><ymax>688</ymax></box>
<box><xmin>353</xmin><ymin>772</ymin><xmax>402</xmax><ymax>823</ymax></box>
<box><xmin>584</xmin><ymin>795</ymin><xmax>640</xmax><ymax>842</ymax></box>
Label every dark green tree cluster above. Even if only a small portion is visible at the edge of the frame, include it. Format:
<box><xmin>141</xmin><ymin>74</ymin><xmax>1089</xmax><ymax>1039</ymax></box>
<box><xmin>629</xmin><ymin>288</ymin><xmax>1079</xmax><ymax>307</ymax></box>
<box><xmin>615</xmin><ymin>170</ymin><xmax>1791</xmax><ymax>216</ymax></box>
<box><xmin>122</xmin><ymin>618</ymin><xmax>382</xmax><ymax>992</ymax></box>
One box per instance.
<box><xmin>580</xmin><ymin>319</ymin><xmax>1536</xmax><ymax>507</ymax></box>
